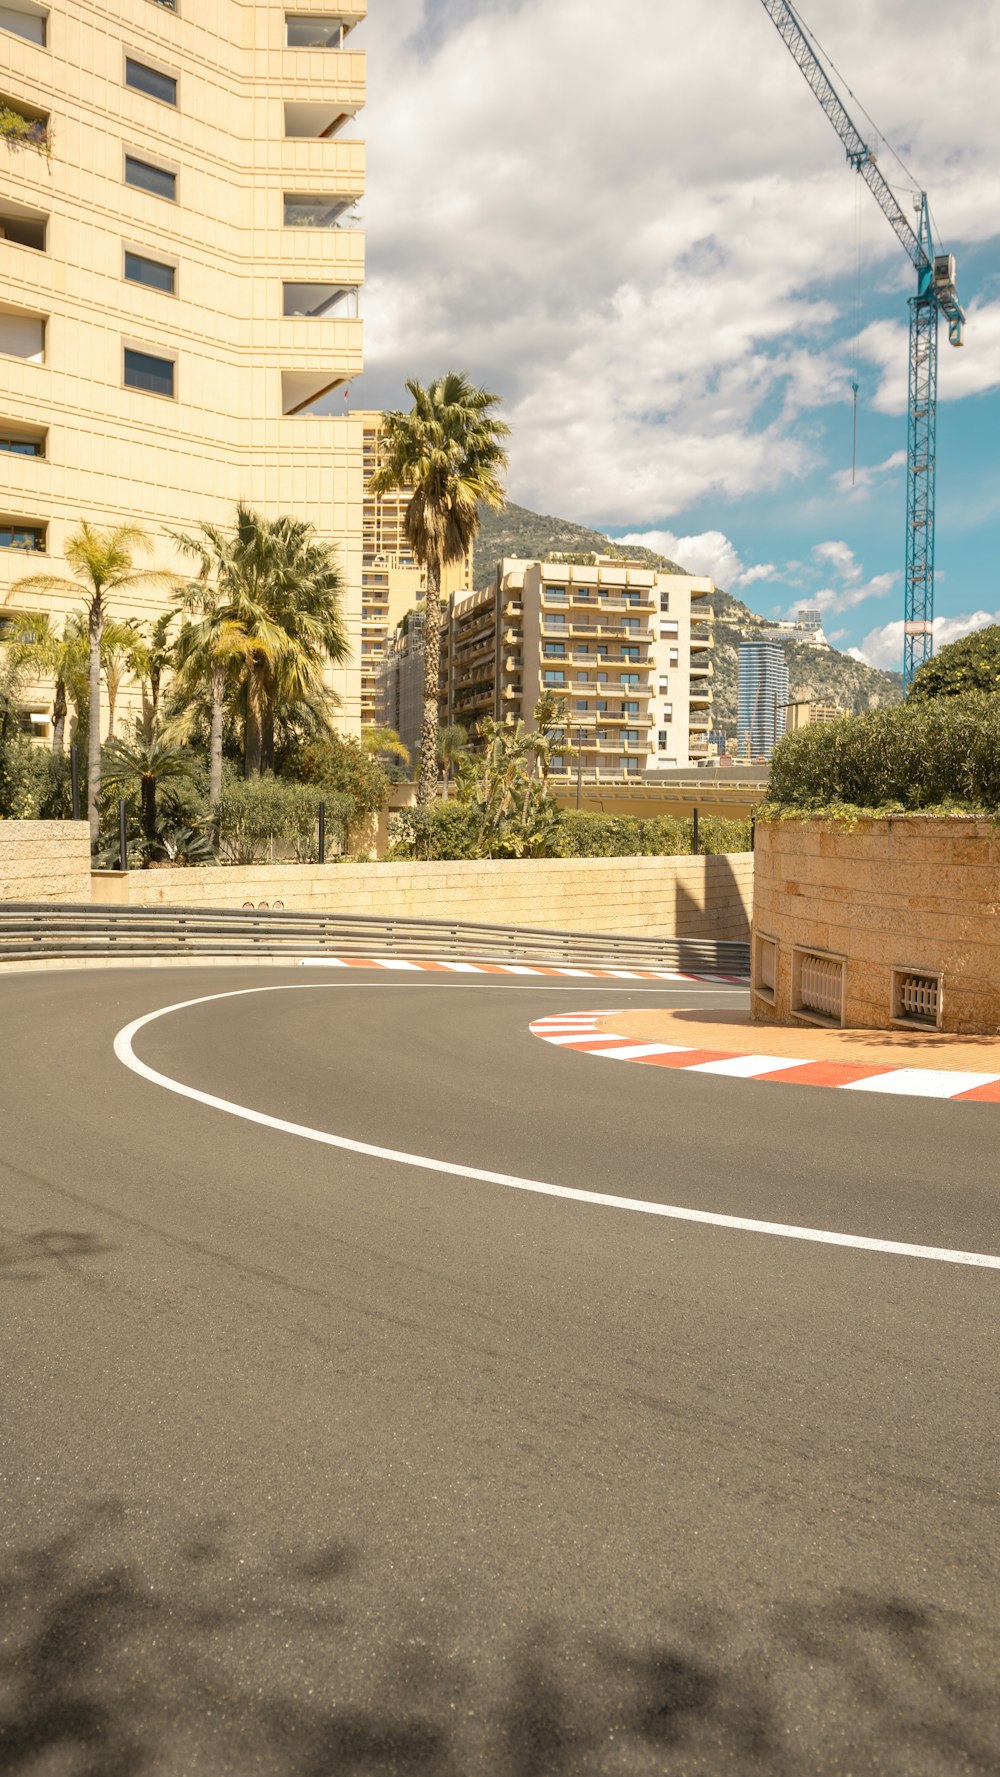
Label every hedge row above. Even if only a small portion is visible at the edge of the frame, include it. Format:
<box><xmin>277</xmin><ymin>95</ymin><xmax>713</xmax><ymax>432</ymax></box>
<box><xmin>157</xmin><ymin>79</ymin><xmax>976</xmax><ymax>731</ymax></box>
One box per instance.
<box><xmin>388</xmin><ymin>803</ymin><xmax>752</xmax><ymax>861</ymax></box>
<box><xmin>769</xmin><ymin>694</ymin><xmax>1000</xmax><ymax>811</ymax></box>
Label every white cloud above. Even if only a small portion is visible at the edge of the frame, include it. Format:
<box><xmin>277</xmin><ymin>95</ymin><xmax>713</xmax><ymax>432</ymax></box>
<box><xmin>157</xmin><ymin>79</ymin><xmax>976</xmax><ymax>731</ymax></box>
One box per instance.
<box><xmin>812</xmin><ymin>540</ymin><xmax>862</xmax><ymax>583</ymax></box>
<box><xmin>807</xmin><ymin>572</ymin><xmax>898</xmax><ymax>616</ymax></box>
<box><xmin>857</xmin><ymin>301</ymin><xmax>1000</xmax><ymax>417</ymax></box>
<box><xmin>832</xmin><ymin>449</ymin><xmax>907</xmax><ymax>496</ymax></box>
<box><xmin>355</xmin><ymin>0</ymin><xmax>1000</xmax><ymax>523</ymax></box>
<box><xmin>616</xmin><ymin>529</ymin><xmax>775</xmax><ymax>590</ymax></box>
<box><xmin>852</xmin><ymin>608</ymin><xmax>1000</xmax><ymax>670</ymax></box>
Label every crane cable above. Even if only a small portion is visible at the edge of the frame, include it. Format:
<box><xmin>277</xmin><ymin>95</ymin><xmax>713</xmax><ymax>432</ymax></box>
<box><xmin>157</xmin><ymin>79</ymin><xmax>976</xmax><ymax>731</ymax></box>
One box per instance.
<box><xmin>852</xmin><ymin>170</ymin><xmax>862</xmax><ymax>486</ymax></box>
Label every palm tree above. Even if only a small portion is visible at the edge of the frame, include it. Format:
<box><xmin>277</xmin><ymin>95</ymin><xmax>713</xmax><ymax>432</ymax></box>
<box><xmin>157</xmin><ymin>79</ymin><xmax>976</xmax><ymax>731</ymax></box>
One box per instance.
<box><xmin>12</xmin><ymin>523</ymin><xmax>176</xmax><ymax>841</ymax></box>
<box><xmin>528</xmin><ymin>690</ymin><xmax>571</xmax><ymax>785</ymax></box>
<box><xmin>101</xmin><ymin>618</ymin><xmax>149</xmax><ymax>740</ymax></box>
<box><xmin>172</xmin><ymin>504</ymin><xmax>349</xmax><ymax>781</ymax></box>
<box><xmin>362</xmin><ymin>725</ymin><xmax>411</xmax><ymax>769</ymax></box>
<box><xmin>0</xmin><ymin>607</ymin><xmax>87</xmax><ymax>751</ymax></box>
<box><xmin>170</xmin><ymin>606</ymin><xmax>249</xmax><ymax>819</ymax></box>
<box><xmin>369</xmin><ymin>373</ymin><xmax>509</xmax><ymax>805</ymax></box>
<box><xmin>436</xmin><ymin>722</ymin><xmax>469</xmax><ymax>798</ymax></box>
<box><xmin>102</xmin><ymin>722</ymin><xmax>199</xmax><ymax>846</ymax></box>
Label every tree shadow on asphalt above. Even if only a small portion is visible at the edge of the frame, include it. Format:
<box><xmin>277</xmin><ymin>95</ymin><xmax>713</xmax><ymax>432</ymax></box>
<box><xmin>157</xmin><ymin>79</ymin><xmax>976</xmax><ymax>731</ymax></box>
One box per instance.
<box><xmin>0</xmin><ymin>1503</ymin><xmax>997</xmax><ymax>1776</ymax></box>
<box><xmin>0</xmin><ymin>1230</ymin><xmax>116</xmax><ymax>1284</ymax></box>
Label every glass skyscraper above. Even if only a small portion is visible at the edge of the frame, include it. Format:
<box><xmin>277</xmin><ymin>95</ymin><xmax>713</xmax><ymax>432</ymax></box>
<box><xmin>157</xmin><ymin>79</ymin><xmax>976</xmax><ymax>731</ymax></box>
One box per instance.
<box><xmin>738</xmin><ymin>640</ymin><xmax>789</xmax><ymax>759</ymax></box>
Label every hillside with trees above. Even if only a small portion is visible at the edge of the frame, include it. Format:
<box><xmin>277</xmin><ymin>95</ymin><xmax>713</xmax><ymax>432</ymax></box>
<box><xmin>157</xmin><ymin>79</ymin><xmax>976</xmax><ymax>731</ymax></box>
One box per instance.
<box><xmin>476</xmin><ymin>501</ymin><xmax>903</xmax><ymax>728</ymax></box>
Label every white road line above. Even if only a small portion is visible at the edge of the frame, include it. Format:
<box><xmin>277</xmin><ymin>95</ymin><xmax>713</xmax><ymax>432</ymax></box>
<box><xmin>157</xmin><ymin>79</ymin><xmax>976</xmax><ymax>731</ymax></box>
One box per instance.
<box><xmin>600</xmin><ymin>1044</ymin><xmax>680</xmax><ymax>1062</ymax></box>
<box><xmin>370</xmin><ymin>958</ymin><xmax>423</xmax><ymax>970</ymax></box>
<box><xmin>112</xmin><ymin>985</ymin><xmax>1000</xmax><ymax>1274</ymax></box>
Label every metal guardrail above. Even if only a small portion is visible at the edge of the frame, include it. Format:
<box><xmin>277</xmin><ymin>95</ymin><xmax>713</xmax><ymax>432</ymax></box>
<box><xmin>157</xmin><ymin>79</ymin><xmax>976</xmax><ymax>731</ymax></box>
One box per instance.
<box><xmin>0</xmin><ymin>904</ymin><xmax>750</xmax><ymax>976</ymax></box>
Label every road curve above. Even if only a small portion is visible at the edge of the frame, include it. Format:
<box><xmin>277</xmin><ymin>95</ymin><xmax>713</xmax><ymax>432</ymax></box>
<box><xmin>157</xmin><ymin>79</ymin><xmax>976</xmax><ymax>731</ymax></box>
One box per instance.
<box><xmin>2</xmin><ymin>963</ymin><xmax>998</xmax><ymax>1777</ymax></box>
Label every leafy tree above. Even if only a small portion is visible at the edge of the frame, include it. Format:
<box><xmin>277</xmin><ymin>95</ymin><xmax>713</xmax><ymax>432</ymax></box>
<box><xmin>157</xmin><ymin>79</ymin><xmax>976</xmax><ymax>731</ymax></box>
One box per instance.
<box><xmin>171</xmin><ymin>504</ymin><xmax>349</xmax><ymax>781</ymax></box>
<box><xmin>102</xmin><ymin>722</ymin><xmax>200</xmax><ymax>845</ymax></box>
<box><xmin>768</xmin><ymin>693</ymin><xmax>1000</xmax><ymax>810</ymax></box>
<box><xmin>289</xmin><ymin>731</ymin><xmax>389</xmax><ymax>846</ymax></box>
<box><xmin>362</xmin><ymin>725</ymin><xmax>411</xmax><ymax>768</ymax></box>
<box><xmin>0</xmin><ymin>607</ymin><xmax>88</xmax><ymax>751</ymax></box>
<box><xmin>436</xmin><ymin>722</ymin><xmax>468</xmax><ymax>798</ymax></box>
<box><xmin>907</xmin><ymin>625</ymin><xmax>1000</xmax><ymax>702</ymax></box>
<box><xmin>11</xmin><ymin>523</ymin><xmax>176</xmax><ymax>842</ymax></box>
<box><xmin>369</xmin><ymin>373</ymin><xmax>509</xmax><ymax>804</ymax></box>
<box><xmin>216</xmin><ymin>775</ymin><xmax>333</xmax><ymax>865</ymax></box>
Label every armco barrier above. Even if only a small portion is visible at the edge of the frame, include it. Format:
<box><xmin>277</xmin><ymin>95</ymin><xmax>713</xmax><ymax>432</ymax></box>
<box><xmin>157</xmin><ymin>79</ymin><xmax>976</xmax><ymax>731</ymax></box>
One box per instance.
<box><xmin>0</xmin><ymin>904</ymin><xmax>750</xmax><ymax>976</ymax></box>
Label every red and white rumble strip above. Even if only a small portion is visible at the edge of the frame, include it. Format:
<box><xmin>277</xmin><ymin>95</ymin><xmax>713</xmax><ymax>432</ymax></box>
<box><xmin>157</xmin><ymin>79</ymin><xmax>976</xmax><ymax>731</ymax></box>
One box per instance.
<box><xmin>529</xmin><ymin>1012</ymin><xmax>1000</xmax><ymax>1102</ymax></box>
<box><xmin>300</xmin><ymin>957</ymin><xmax>747</xmax><ymax>984</ymax></box>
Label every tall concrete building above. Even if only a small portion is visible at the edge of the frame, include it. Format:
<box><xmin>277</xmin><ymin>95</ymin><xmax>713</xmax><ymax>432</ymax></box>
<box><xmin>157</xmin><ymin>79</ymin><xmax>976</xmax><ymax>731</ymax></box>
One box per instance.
<box><xmin>358</xmin><ymin>414</ymin><xmax>473</xmax><ymax>727</ymax></box>
<box><xmin>738</xmin><ymin>639</ymin><xmax>789</xmax><ymax>760</ymax></box>
<box><xmin>1</xmin><ymin>1</ymin><xmax>368</xmax><ymax>731</ymax></box>
<box><xmin>439</xmin><ymin>557</ymin><xmax>715</xmax><ymax>775</ymax></box>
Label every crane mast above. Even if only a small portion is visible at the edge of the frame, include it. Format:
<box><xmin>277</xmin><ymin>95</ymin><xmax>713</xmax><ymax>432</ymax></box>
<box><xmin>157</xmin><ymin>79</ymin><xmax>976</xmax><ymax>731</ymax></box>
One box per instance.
<box><xmin>758</xmin><ymin>0</ymin><xmax>965</xmax><ymax>685</ymax></box>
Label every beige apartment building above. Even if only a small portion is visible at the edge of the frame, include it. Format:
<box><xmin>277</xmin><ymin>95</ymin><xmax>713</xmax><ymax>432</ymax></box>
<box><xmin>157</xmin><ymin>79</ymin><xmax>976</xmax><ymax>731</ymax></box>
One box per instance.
<box><xmin>438</xmin><ymin>557</ymin><xmax>714</xmax><ymax>775</ymax></box>
<box><xmin>1</xmin><ymin>0</ymin><xmax>368</xmax><ymax>732</ymax></box>
<box><xmin>358</xmin><ymin>413</ymin><xmax>473</xmax><ymax>727</ymax></box>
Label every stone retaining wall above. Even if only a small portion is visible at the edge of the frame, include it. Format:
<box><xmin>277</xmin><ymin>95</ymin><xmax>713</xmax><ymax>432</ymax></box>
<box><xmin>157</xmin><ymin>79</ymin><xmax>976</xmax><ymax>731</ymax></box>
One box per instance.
<box><xmin>103</xmin><ymin>853</ymin><xmax>754</xmax><ymax>942</ymax></box>
<box><xmin>752</xmin><ymin>816</ymin><xmax>1000</xmax><ymax>1034</ymax></box>
<box><xmin>0</xmin><ymin>821</ymin><xmax>91</xmax><ymax>904</ymax></box>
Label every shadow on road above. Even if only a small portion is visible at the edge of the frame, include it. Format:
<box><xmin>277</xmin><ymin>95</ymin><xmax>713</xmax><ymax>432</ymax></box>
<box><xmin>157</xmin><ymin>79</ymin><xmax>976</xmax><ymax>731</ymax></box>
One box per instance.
<box><xmin>0</xmin><ymin>1230</ymin><xmax>116</xmax><ymax>1284</ymax></box>
<box><xmin>0</xmin><ymin>1502</ymin><xmax>996</xmax><ymax>1775</ymax></box>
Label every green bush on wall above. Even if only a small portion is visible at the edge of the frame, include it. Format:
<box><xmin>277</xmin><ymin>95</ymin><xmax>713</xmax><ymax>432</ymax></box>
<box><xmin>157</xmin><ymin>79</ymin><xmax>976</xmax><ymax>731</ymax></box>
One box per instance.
<box><xmin>768</xmin><ymin>693</ymin><xmax>1000</xmax><ymax>812</ymax></box>
<box><xmin>388</xmin><ymin>803</ymin><xmax>753</xmax><ymax>861</ymax></box>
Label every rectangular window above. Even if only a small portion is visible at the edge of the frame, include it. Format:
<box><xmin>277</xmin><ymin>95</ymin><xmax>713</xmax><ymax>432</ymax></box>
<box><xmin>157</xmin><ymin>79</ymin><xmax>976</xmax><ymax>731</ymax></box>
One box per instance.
<box><xmin>661</xmin><ymin>703</ymin><xmax>672</xmax><ymax>719</ymax></box>
<box><xmin>623</xmin><ymin>700</ymin><xmax>639</xmax><ymax>715</ymax></box>
<box><xmin>125</xmin><ymin>57</ymin><xmax>178</xmax><ymax>105</ymax></box>
<box><xmin>123</xmin><ymin>345</ymin><xmax>175</xmax><ymax>397</ymax></box>
<box><xmin>543</xmin><ymin>642</ymin><xmax>565</xmax><ymax>658</ymax></box>
<box><xmin>659</xmin><ymin>679</ymin><xmax>669</xmax><ymax>694</ymax></box>
<box><xmin>659</xmin><ymin>592</ymin><xmax>670</xmax><ymax>612</ymax></box>
<box><xmin>124</xmin><ymin>249</ymin><xmax>175</xmax><ymax>293</ymax></box>
<box><xmin>622</xmin><ymin>646</ymin><xmax>640</xmax><ymax>661</ymax></box>
<box><xmin>544</xmin><ymin>613</ymin><xmax>566</xmax><ymax>627</ymax></box>
<box><xmin>620</xmin><ymin>673</ymin><xmax>639</xmax><ymax>685</ymax></box>
<box><xmin>0</xmin><ymin>429</ymin><xmax>44</xmax><ymax>456</ymax></box>
<box><xmin>658</xmin><ymin>731</ymin><xmax>668</xmax><ymax>749</ymax></box>
<box><xmin>0</xmin><ymin>520</ymin><xmax>45</xmax><ymax>551</ymax></box>
<box><xmin>622</xmin><ymin>729</ymin><xmax>640</xmax><ymax>744</ymax></box>
<box><xmin>283</xmin><ymin>193</ymin><xmax>353</xmax><ymax>229</ymax></box>
<box><xmin>551</xmin><ymin>756</ymin><xmax>564</xmax><ymax>773</ymax></box>
<box><xmin>125</xmin><ymin>154</ymin><xmax>177</xmax><ymax>200</ymax></box>
<box><xmin>574</xmin><ymin>700</ymin><xmax>587</xmax><ymax>711</ymax></box>
<box><xmin>576</xmin><ymin>672</ymin><xmax>589</xmax><ymax>683</ymax></box>
<box><xmin>597</xmin><ymin>644</ymin><xmax>608</xmax><ymax>658</ymax></box>
<box><xmin>623</xmin><ymin>618</ymin><xmax>640</xmax><ymax>634</ymax></box>
<box><xmin>577</xmin><ymin>643</ymin><xmax>589</xmax><ymax>654</ymax></box>
<box><xmin>286</xmin><ymin>14</ymin><xmax>344</xmax><ymax>46</ymax></box>
<box><xmin>0</xmin><ymin>201</ymin><xmax>47</xmax><ymax>251</ymax></box>
<box><xmin>621</xmin><ymin>756</ymin><xmax>640</xmax><ymax>774</ymax></box>
<box><xmin>596</xmin><ymin>700</ymin><xmax>608</xmax><ymax>714</ymax></box>
<box><xmin>543</xmin><ymin>670</ymin><xmax>565</xmax><ymax>685</ymax></box>
<box><xmin>0</xmin><ymin>5</ymin><xmax>47</xmax><ymax>45</ymax></box>
<box><xmin>669</xmin><ymin>649</ymin><xmax>679</xmax><ymax>667</ymax></box>
<box><xmin>596</xmin><ymin>671</ymin><xmax>608</xmax><ymax>684</ymax></box>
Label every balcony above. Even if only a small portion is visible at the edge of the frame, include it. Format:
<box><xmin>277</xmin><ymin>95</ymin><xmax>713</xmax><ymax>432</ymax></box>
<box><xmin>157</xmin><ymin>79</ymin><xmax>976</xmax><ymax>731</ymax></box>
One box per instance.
<box><xmin>689</xmin><ymin>688</ymin><xmax>712</xmax><ymax>707</ymax></box>
<box><xmin>283</xmin><ymin>193</ymin><xmax>358</xmax><ymax>229</ymax></box>
<box><xmin>0</xmin><ymin>93</ymin><xmax>50</xmax><ymax>157</ymax></box>
<box><xmin>283</xmin><ymin>281</ymin><xmax>359</xmax><ymax>317</ymax></box>
<box><xmin>284</xmin><ymin>101</ymin><xmax>357</xmax><ymax>139</ymax></box>
<box><xmin>0</xmin><ymin>197</ymin><xmax>47</xmax><ymax>251</ymax></box>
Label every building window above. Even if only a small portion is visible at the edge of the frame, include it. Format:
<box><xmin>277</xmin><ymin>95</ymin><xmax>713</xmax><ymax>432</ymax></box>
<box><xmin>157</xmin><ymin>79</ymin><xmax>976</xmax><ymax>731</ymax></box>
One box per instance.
<box><xmin>124</xmin><ymin>249</ymin><xmax>176</xmax><ymax>293</ymax></box>
<box><xmin>123</xmin><ymin>346</ymin><xmax>175</xmax><ymax>397</ymax></box>
<box><xmin>286</xmin><ymin>14</ymin><xmax>345</xmax><ymax>46</ymax></box>
<box><xmin>574</xmin><ymin>700</ymin><xmax>587</xmax><ymax>711</ymax></box>
<box><xmin>658</xmin><ymin>731</ymin><xmax>668</xmax><ymax>749</ymax></box>
<box><xmin>596</xmin><ymin>671</ymin><xmax>608</xmax><ymax>684</ymax></box>
<box><xmin>621</xmin><ymin>756</ymin><xmax>640</xmax><ymax>774</ymax></box>
<box><xmin>0</xmin><ymin>520</ymin><xmax>45</xmax><ymax>551</ymax></box>
<box><xmin>622</xmin><ymin>700</ymin><xmax>640</xmax><ymax>715</ymax></box>
<box><xmin>125</xmin><ymin>58</ymin><xmax>178</xmax><ymax>105</ymax></box>
<box><xmin>661</xmin><ymin>703</ymin><xmax>672</xmax><ymax>719</ymax></box>
<box><xmin>0</xmin><ymin>4</ymin><xmax>47</xmax><ymax>45</ymax></box>
<box><xmin>543</xmin><ymin>670</ymin><xmax>565</xmax><ymax>685</ymax></box>
<box><xmin>551</xmin><ymin>755</ymin><xmax>564</xmax><ymax>772</ymax></box>
<box><xmin>0</xmin><ymin>430</ymin><xmax>44</xmax><ymax>456</ymax></box>
<box><xmin>544</xmin><ymin>613</ymin><xmax>566</xmax><ymax>627</ymax></box>
<box><xmin>543</xmin><ymin>642</ymin><xmax>565</xmax><ymax>658</ymax></box>
<box><xmin>622</xmin><ymin>729</ymin><xmax>640</xmax><ymax>744</ymax></box>
<box><xmin>659</xmin><ymin>592</ymin><xmax>670</xmax><ymax>612</ymax></box>
<box><xmin>597</xmin><ymin>644</ymin><xmax>608</xmax><ymax>658</ymax></box>
<box><xmin>620</xmin><ymin>673</ymin><xmax>639</xmax><ymax>686</ymax></box>
<box><xmin>622</xmin><ymin>646</ymin><xmax>640</xmax><ymax>661</ymax></box>
<box><xmin>0</xmin><ymin>201</ymin><xmax>48</xmax><ymax>251</ymax></box>
<box><xmin>596</xmin><ymin>700</ymin><xmax>608</xmax><ymax>714</ymax></box>
<box><xmin>659</xmin><ymin>679</ymin><xmax>669</xmax><ymax>694</ymax></box>
<box><xmin>669</xmin><ymin>649</ymin><xmax>679</xmax><ymax>667</ymax></box>
<box><xmin>623</xmin><ymin>617</ymin><xmax>640</xmax><ymax>634</ymax></box>
<box><xmin>125</xmin><ymin>154</ymin><xmax>177</xmax><ymax>201</ymax></box>
<box><xmin>283</xmin><ymin>193</ymin><xmax>353</xmax><ymax>228</ymax></box>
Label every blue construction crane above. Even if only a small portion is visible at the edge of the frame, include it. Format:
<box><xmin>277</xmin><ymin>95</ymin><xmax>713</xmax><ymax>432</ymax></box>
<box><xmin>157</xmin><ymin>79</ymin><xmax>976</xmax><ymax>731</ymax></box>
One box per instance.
<box><xmin>758</xmin><ymin>0</ymin><xmax>966</xmax><ymax>685</ymax></box>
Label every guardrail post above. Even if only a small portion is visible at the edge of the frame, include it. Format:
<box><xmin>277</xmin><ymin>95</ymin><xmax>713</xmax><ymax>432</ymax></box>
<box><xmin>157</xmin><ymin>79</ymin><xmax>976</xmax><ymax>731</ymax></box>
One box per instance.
<box><xmin>318</xmin><ymin>800</ymin><xmax>326</xmax><ymax>865</ymax></box>
<box><xmin>692</xmin><ymin>806</ymin><xmax>700</xmax><ymax>855</ymax></box>
<box><xmin>119</xmin><ymin>800</ymin><xmax>129</xmax><ymax>872</ymax></box>
<box><xmin>70</xmin><ymin>744</ymin><xmax>80</xmax><ymax>821</ymax></box>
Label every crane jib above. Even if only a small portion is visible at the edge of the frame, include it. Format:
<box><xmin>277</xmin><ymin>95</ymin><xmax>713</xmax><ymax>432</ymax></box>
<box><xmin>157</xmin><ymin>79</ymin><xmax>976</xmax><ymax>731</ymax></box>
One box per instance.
<box><xmin>757</xmin><ymin>0</ymin><xmax>967</xmax><ymax>686</ymax></box>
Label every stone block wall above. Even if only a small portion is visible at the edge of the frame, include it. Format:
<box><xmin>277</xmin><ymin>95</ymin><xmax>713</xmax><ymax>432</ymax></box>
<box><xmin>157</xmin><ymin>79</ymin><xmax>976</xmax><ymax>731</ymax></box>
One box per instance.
<box><xmin>112</xmin><ymin>853</ymin><xmax>754</xmax><ymax>942</ymax></box>
<box><xmin>752</xmin><ymin>816</ymin><xmax>1000</xmax><ymax>1034</ymax></box>
<box><xmin>0</xmin><ymin>821</ymin><xmax>91</xmax><ymax>904</ymax></box>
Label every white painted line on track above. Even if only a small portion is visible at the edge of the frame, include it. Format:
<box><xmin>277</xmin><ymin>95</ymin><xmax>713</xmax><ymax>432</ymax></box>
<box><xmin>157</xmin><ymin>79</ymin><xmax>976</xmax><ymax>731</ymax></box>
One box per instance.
<box><xmin>841</xmin><ymin>1067</ymin><xmax>1000</xmax><ymax>1097</ymax></box>
<box><xmin>113</xmin><ymin>985</ymin><xmax>1000</xmax><ymax>1274</ymax></box>
<box><xmin>686</xmin><ymin>1054</ymin><xmax>811</xmax><ymax>1078</ymax></box>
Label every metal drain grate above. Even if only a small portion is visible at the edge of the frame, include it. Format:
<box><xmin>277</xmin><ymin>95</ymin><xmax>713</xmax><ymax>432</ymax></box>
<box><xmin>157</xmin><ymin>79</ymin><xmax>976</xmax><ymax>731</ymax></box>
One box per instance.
<box><xmin>892</xmin><ymin>968</ymin><xmax>940</xmax><ymax>1028</ymax></box>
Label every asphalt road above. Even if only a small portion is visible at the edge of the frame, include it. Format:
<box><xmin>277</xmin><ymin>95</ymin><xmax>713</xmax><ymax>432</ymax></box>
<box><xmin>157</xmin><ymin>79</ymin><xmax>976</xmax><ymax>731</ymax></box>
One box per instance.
<box><xmin>1</xmin><ymin>964</ymin><xmax>998</xmax><ymax>1777</ymax></box>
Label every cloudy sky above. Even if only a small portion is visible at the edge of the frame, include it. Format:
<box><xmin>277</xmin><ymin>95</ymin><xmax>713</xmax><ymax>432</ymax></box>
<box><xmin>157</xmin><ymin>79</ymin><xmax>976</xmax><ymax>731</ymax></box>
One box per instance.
<box><xmin>346</xmin><ymin>0</ymin><xmax>1000</xmax><ymax>668</ymax></box>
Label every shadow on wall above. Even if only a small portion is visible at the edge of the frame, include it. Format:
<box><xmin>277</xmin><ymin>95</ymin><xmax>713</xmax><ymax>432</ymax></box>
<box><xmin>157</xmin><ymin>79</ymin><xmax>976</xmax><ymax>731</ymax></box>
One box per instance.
<box><xmin>0</xmin><ymin>1499</ymin><xmax>996</xmax><ymax>1775</ymax></box>
<box><xmin>675</xmin><ymin>853</ymin><xmax>751</xmax><ymax>944</ymax></box>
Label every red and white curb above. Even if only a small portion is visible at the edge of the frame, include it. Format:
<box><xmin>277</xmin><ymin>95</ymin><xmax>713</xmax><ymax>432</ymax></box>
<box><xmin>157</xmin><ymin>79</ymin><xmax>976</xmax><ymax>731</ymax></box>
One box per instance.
<box><xmin>299</xmin><ymin>956</ymin><xmax>748</xmax><ymax>984</ymax></box>
<box><xmin>529</xmin><ymin>1012</ymin><xmax>1000</xmax><ymax>1102</ymax></box>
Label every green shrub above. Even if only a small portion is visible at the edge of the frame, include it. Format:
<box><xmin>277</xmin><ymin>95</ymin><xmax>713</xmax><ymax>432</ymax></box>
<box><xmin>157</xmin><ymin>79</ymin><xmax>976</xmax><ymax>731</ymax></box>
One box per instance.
<box><xmin>768</xmin><ymin>694</ymin><xmax>1000</xmax><ymax>811</ymax></box>
<box><xmin>907</xmin><ymin>626</ymin><xmax>1000</xmax><ymax>702</ymax></box>
<box><xmin>0</xmin><ymin>713</ymin><xmax>75</xmax><ymax>820</ymax></box>
<box><xmin>387</xmin><ymin>803</ymin><xmax>752</xmax><ymax>861</ymax></box>
<box><xmin>217</xmin><ymin>775</ymin><xmax>347</xmax><ymax>864</ymax></box>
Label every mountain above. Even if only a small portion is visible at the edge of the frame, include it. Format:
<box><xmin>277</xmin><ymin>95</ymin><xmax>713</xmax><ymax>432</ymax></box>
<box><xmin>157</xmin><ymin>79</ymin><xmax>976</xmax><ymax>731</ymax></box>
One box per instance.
<box><xmin>476</xmin><ymin>501</ymin><xmax>903</xmax><ymax>729</ymax></box>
